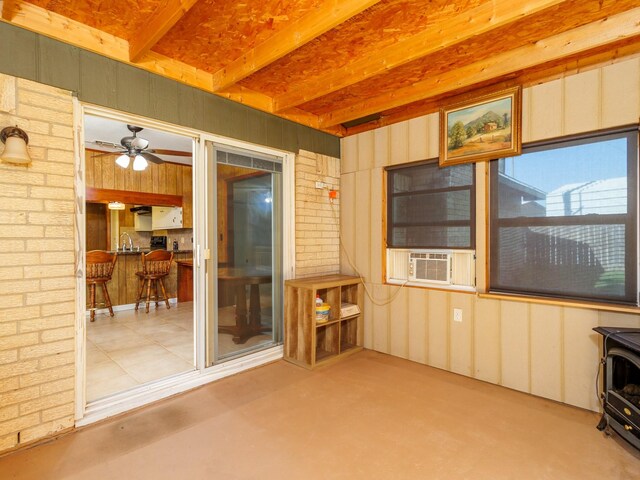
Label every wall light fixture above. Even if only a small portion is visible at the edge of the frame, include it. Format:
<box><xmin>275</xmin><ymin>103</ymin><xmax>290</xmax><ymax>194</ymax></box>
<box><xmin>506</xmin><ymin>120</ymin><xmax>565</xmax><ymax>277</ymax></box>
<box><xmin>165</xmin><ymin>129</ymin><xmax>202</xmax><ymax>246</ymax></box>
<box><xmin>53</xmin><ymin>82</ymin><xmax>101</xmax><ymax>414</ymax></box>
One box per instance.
<box><xmin>0</xmin><ymin>126</ymin><xmax>32</xmax><ymax>165</ymax></box>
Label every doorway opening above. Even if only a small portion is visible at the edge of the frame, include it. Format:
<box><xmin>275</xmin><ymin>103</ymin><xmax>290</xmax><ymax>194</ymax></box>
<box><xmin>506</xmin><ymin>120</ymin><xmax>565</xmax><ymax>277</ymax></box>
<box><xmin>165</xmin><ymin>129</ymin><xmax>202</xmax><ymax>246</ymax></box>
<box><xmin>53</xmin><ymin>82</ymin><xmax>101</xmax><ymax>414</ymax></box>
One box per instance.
<box><xmin>77</xmin><ymin>106</ymin><xmax>293</xmax><ymax>423</ymax></box>
<box><xmin>83</xmin><ymin>112</ymin><xmax>196</xmax><ymax>403</ymax></box>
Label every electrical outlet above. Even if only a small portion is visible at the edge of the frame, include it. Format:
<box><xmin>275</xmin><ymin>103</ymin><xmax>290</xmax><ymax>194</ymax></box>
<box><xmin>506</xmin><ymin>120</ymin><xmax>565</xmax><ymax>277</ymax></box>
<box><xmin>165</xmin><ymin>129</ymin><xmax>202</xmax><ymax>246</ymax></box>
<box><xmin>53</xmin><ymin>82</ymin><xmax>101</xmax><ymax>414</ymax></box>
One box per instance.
<box><xmin>453</xmin><ymin>308</ymin><xmax>463</xmax><ymax>323</ymax></box>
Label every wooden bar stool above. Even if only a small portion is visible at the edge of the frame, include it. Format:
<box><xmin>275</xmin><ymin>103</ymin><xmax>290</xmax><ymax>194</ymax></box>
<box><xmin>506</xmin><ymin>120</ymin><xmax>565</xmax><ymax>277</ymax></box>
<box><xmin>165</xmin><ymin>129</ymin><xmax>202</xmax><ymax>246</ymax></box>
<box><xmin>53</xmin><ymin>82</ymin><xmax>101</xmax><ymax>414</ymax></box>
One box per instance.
<box><xmin>86</xmin><ymin>250</ymin><xmax>118</xmax><ymax>322</ymax></box>
<box><xmin>135</xmin><ymin>250</ymin><xmax>174</xmax><ymax>313</ymax></box>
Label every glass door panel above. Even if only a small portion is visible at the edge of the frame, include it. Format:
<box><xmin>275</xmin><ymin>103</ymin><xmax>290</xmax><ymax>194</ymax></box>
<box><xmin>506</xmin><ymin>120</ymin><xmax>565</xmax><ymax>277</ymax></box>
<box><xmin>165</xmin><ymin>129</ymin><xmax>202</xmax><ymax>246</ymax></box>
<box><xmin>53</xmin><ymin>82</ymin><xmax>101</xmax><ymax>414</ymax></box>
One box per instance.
<box><xmin>205</xmin><ymin>142</ymin><xmax>283</xmax><ymax>364</ymax></box>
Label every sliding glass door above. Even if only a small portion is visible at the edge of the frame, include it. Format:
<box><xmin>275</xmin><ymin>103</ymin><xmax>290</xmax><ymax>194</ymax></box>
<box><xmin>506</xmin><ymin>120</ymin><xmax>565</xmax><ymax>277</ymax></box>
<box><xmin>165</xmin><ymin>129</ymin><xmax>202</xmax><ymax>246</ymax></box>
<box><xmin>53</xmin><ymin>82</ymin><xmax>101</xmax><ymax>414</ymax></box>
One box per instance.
<box><xmin>205</xmin><ymin>142</ymin><xmax>283</xmax><ymax>364</ymax></box>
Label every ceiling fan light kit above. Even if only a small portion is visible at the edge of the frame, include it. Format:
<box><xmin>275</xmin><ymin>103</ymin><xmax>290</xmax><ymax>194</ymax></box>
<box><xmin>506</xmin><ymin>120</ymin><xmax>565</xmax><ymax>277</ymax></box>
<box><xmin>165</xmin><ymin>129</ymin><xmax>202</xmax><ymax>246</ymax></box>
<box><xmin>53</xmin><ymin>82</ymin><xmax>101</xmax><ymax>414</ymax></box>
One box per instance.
<box><xmin>115</xmin><ymin>153</ymin><xmax>130</xmax><ymax>168</ymax></box>
<box><xmin>132</xmin><ymin>154</ymin><xmax>148</xmax><ymax>171</ymax></box>
<box><xmin>94</xmin><ymin>124</ymin><xmax>191</xmax><ymax>171</ymax></box>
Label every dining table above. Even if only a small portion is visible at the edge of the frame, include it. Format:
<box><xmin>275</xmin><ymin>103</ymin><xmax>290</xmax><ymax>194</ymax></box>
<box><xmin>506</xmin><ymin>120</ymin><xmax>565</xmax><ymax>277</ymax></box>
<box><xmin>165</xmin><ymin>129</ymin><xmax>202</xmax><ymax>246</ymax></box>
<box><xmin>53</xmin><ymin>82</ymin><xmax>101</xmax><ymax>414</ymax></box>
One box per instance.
<box><xmin>217</xmin><ymin>267</ymin><xmax>272</xmax><ymax>344</ymax></box>
<box><xmin>173</xmin><ymin>262</ymin><xmax>272</xmax><ymax>343</ymax></box>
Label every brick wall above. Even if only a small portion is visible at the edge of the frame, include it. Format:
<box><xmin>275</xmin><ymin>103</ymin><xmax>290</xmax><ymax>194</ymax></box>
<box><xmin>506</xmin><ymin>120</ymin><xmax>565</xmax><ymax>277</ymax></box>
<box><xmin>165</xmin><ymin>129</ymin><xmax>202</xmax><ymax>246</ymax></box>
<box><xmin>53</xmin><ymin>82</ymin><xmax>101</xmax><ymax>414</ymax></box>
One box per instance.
<box><xmin>0</xmin><ymin>74</ymin><xmax>76</xmax><ymax>452</ymax></box>
<box><xmin>0</xmin><ymin>81</ymin><xmax>339</xmax><ymax>453</ymax></box>
<box><xmin>295</xmin><ymin>150</ymin><xmax>340</xmax><ymax>277</ymax></box>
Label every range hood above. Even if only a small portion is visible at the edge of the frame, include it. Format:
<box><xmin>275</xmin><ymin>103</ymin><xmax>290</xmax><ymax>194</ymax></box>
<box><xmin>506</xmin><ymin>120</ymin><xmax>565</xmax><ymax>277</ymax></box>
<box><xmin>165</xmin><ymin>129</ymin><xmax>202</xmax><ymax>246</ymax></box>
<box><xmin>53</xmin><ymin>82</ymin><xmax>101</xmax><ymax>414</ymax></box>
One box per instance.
<box><xmin>130</xmin><ymin>205</ymin><xmax>151</xmax><ymax>215</ymax></box>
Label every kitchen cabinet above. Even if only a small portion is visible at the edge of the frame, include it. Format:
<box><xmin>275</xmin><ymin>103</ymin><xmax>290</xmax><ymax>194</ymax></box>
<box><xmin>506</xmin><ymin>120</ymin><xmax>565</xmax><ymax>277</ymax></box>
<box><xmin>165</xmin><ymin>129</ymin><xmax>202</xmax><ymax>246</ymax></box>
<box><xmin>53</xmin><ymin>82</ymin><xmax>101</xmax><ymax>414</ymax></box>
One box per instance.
<box><xmin>152</xmin><ymin>206</ymin><xmax>183</xmax><ymax>230</ymax></box>
<box><xmin>85</xmin><ymin>150</ymin><xmax>193</xmax><ymax>228</ymax></box>
<box><xmin>134</xmin><ymin>213</ymin><xmax>152</xmax><ymax>231</ymax></box>
<box><xmin>176</xmin><ymin>260</ymin><xmax>193</xmax><ymax>302</ymax></box>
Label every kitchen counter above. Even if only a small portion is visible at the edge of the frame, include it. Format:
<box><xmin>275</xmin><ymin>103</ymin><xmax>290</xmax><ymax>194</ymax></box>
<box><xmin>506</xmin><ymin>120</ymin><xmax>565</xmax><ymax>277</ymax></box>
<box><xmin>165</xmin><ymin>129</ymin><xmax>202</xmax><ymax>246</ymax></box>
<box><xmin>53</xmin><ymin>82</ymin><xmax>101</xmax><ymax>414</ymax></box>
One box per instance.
<box><xmin>176</xmin><ymin>260</ymin><xmax>193</xmax><ymax>303</ymax></box>
<box><xmin>88</xmin><ymin>251</ymin><xmax>193</xmax><ymax>307</ymax></box>
<box><xmin>108</xmin><ymin>249</ymin><xmax>193</xmax><ymax>255</ymax></box>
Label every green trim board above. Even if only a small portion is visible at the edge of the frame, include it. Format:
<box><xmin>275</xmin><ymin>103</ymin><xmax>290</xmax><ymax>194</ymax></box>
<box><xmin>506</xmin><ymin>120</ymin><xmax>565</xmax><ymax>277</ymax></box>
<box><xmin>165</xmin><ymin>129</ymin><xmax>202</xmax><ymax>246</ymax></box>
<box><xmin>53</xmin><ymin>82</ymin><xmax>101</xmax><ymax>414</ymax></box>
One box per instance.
<box><xmin>0</xmin><ymin>22</ymin><xmax>340</xmax><ymax>158</ymax></box>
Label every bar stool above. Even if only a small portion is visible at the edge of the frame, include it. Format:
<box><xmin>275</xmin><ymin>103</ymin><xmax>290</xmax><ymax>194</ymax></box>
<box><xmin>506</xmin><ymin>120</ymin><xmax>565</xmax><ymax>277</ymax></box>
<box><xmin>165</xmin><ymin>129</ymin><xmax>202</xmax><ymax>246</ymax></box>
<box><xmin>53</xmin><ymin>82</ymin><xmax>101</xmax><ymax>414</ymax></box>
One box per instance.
<box><xmin>135</xmin><ymin>250</ymin><xmax>174</xmax><ymax>313</ymax></box>
<box><xmin>86</xmin><ymin>250</ymin><xmax>118</xmax><ymax>322</ymax></box>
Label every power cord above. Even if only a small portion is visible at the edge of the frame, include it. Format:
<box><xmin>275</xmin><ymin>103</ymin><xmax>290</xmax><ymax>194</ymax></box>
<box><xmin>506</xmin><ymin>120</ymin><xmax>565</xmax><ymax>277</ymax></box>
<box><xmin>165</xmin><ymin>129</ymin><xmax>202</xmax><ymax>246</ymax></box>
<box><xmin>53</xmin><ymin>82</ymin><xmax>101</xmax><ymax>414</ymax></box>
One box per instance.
<box><xmin>328</xmin><ymin>195</ymin><xmax>407</xmax><ymax>306</ymax></box>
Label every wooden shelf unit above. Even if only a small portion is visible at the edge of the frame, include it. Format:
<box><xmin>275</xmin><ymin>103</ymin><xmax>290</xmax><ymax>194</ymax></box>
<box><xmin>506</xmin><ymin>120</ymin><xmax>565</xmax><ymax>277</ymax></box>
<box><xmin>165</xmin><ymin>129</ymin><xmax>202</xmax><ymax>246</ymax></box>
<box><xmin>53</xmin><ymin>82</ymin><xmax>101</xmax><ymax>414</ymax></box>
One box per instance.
<box><xmin>284</xmin><ymin>274</ymin><xmax>363</xmax><ymax>369</ymax></box>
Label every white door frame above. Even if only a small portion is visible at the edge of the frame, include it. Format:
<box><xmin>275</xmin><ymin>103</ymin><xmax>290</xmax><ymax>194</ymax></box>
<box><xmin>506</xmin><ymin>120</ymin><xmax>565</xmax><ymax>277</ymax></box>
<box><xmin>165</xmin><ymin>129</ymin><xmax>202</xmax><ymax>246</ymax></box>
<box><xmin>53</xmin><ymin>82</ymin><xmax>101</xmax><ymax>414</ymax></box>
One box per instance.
<box><xmin>74</xmin><ymin>102</ymin><xmax>295</xmax><ymax>426</ymax></box>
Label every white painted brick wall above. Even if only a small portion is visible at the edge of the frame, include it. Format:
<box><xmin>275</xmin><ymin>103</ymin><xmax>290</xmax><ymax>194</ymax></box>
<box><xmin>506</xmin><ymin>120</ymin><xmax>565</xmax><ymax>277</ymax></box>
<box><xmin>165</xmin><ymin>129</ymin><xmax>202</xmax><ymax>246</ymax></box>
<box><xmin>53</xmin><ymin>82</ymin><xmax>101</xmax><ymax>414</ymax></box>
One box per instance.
<box><xmin>294</xmin><ymin>150</ymin><xmax>340</xmax><ymax>278</ymax></box>
<box><xmin>0</xmin><ymin>74</ymin><xmax>75</xmax><ymax>453</ymax></box>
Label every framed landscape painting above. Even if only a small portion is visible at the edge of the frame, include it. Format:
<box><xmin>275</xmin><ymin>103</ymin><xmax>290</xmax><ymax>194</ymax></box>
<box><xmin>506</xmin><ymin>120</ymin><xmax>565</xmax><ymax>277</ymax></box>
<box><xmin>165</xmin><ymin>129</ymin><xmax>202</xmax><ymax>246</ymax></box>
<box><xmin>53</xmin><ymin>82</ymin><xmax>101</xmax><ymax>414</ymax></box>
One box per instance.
<box><xmin>439</xmin><ymin>86</ymin><xmax>522</xmax><ymax>166</ymax></box>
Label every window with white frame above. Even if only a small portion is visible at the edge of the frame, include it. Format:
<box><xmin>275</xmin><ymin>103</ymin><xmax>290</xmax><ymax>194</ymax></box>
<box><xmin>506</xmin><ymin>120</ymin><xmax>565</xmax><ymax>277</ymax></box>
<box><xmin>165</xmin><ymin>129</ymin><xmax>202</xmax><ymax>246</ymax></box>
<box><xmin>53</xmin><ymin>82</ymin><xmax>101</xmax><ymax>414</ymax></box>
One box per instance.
<box><xmin>385</xmin><ymin>160</ymin><xmax>476</xmax><ymax>289</ymax></box>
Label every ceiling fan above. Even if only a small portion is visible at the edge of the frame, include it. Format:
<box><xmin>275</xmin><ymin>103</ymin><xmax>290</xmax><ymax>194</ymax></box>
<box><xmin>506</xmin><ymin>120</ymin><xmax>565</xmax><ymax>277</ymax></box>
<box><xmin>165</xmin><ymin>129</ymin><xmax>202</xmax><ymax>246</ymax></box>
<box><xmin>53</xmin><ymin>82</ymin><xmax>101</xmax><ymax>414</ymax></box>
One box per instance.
<box><xmin>93</xmin><ymin>124</ymin><xmax>191</xmax><ymax>171</ymax></box>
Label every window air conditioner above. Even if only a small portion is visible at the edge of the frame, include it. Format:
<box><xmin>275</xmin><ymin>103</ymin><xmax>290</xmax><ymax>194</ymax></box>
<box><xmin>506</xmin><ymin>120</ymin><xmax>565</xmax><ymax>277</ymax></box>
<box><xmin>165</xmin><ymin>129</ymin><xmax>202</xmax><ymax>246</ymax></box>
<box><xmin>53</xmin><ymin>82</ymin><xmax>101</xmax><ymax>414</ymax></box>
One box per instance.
<box><xmin>409</xmin><ymin>252</ymin><xmax>451</xmax><ymax>284</ymax></box>
<box><xmin>386</xmin><ymin>249</ymin><xmax>475</xmax><ymax>290</ymax></box>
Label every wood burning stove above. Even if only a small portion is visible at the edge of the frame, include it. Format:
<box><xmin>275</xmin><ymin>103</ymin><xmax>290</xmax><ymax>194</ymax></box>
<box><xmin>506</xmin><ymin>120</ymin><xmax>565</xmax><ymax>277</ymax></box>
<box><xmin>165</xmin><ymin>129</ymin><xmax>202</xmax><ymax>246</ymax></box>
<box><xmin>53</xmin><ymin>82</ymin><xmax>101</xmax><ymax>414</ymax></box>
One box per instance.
<box><xmin>594</xmin><ymin>327</ymin><xmax>640</xmax><ymax>451</ymax></box>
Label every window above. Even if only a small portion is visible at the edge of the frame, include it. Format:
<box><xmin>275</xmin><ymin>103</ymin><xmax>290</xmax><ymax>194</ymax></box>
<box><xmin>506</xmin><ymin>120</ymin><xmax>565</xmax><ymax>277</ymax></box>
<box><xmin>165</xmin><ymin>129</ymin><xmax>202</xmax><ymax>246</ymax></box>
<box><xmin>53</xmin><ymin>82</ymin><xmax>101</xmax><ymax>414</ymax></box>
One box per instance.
<box><xmin>490</xmin><ymin>127</ymin><xmax>638</xmax><ymax>305</ymax></box>
<box><xmin>386</xmin><ymin>160</ymin><xmax>475</xmax><ymax>249</ymax></box>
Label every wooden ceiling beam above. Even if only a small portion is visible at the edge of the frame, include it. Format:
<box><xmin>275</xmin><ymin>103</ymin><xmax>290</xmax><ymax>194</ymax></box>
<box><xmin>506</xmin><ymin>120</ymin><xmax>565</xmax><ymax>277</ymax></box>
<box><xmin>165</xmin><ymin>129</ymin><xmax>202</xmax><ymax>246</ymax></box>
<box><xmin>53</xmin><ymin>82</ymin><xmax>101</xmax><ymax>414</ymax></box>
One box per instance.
<box><xmin>129</xmin><ymin>0</ymin><xmax>200</xmax><ymax>63</ymax></box>
<box><xmin>320</xmin><ymin>7</ymin><xmax>640</xmax><ymax>128</ymax></box>
<box><xmin>1</xmin><ymin>0</ymin><xmax>20</xmax><ymax>21</ymax></box>
<box><xmin>274</xmin><ymin>0</ymin><xmax>569</xmax><ymax>112</ymax></box>
<box><xmin>0</xmin><ymin>2</ymin><xmax>343</xmax><ymax>136</ymax></box>
<box><xmin>343</xmin><ymin>38</ymin><xmax>640</xmax><ymax>136</ymax></box>
<box><xmin>3</xmin><ymin>1</ymin><xmax>130</xmax><ymax>59</ymax></box>
<box><xmin>210</xmin><ymin>0</ymin><xmax>381</xmax><ymax>93</ymax></box>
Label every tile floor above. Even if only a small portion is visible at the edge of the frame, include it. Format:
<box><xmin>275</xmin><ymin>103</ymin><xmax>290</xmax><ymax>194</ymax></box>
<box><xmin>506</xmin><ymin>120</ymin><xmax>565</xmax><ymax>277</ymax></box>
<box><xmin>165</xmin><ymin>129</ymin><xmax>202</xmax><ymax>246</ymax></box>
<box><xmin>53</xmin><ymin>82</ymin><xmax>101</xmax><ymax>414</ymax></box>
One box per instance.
<box><xmin>87</xmin><ymin>301</ymin><xmax>275</xmax><ymax>402</ymax></box>
<box><xmin>86</xmin><ymin>302</ymin><xmax>195</xmax><ymax>402</ymax></box>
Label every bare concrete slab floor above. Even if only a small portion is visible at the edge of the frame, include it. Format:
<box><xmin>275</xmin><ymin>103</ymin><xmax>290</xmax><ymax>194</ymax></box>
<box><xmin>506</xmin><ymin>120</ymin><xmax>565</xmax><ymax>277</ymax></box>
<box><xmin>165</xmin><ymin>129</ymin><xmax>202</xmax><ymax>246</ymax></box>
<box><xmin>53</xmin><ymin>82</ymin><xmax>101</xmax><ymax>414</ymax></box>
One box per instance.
<box><xmin>1</xmin><ymin>350</ymin><xmax>639</xmax><ymax>480</ymax></box>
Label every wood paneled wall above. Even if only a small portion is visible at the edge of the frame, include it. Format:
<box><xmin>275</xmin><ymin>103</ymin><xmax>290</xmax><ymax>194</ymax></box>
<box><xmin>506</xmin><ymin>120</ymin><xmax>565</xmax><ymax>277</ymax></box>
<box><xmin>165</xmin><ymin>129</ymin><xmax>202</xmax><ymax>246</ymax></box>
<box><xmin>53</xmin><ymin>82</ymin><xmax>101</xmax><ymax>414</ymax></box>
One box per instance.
<box><xmin>85</xmin><ymin>150</ymin><xmax>193</xmax><ymax>228</ymax></box>
<box><xmin>341</xmin><ymin>57</ymin><xmax>640</xmax><ymax>412</ymax></box>
<box><xmin>216</xmin><ymin>165</ymin><xmax>252</xmax><ymax>265</ymax></box>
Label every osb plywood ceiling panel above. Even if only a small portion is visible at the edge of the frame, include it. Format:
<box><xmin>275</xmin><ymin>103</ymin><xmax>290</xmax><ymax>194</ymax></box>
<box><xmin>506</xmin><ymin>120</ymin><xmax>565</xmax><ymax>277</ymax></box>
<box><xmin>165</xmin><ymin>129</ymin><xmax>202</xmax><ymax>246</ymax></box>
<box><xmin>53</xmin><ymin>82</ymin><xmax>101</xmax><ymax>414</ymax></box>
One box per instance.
<box><xmin>240</xmin><ymin>0</ymin><xmax>477</xmax><ymax>96</ymax></box>
<box><xmin>8</xmin><ymin>0</ymin><xmax>640</xmax><ymax>136</ymax></box>
<box><xmin>299</xmin><ymin>0</ymin><xmax>638</xmax><ymax>115</ymax></box>
<box><xmin>25</xmin><ymin>0</ymin><xmax>167</xmax><ymax>40</ymax></box>
<box><xmin>153</xmin><ymin>0</ymin><xmax>327</xmax><ymax>73</ymax></box>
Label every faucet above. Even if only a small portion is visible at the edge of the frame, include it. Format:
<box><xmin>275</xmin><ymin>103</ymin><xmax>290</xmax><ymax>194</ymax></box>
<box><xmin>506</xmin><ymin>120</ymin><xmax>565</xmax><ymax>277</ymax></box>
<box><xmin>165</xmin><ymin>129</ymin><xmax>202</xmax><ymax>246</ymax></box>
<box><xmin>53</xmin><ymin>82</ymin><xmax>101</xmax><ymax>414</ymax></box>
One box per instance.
<box><xmin>119</xmin><ymin>232</ymin><xmax>133</xmax><ymax>251</ymax></box>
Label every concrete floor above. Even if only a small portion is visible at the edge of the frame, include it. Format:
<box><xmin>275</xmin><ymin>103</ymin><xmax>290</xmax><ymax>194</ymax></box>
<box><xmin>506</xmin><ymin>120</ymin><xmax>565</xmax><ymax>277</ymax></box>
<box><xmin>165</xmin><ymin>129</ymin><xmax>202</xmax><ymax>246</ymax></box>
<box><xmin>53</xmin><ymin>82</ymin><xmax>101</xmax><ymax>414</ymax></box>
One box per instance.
<box><xmin>1</xmin><ymin>350</ymin><xmax>639</xmax><ymax>479</ymax></box>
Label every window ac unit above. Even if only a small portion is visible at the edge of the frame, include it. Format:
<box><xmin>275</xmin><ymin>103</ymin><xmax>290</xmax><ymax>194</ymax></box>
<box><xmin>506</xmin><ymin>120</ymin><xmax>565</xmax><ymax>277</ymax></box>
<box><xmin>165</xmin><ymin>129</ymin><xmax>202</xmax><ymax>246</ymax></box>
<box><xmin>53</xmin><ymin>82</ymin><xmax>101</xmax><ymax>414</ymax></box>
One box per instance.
<box><xmin>409</xmin><ymin>252</ymin><xmax>451</xmax><ymax>284</ymax></box>
<box><xmin>386</xmin><ymin>249</ymin><xmax>475</xmax><ymax>290</ymax></box>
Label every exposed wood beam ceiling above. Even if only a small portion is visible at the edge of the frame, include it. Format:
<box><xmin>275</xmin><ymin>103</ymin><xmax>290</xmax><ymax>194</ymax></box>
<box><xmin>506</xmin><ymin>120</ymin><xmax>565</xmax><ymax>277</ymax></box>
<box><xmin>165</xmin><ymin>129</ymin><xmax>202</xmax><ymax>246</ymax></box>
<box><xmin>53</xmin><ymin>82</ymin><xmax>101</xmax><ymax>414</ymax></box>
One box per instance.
<box><xmin>129</xmin><ymin>0</ymin><xmax>200</xmax><ymax>62</ymax></box>
<box><xmin>2</xmin><ymin>0</ymin><xmax>639</xmax><ymax>137</ymax></box>
<box><xmin>319</xmin><ymin>7</ymin><xmax>640</xmax><ymax>127</ymax></box>
<box><xmin>273</xmin><ymin>0</ymin><xmax>568</xmax><ymax>112</ymax></box>
<box><xmin>210</xmin><ymin>0</ymin><xmax>381</xmax><ymax>92</ymax></box>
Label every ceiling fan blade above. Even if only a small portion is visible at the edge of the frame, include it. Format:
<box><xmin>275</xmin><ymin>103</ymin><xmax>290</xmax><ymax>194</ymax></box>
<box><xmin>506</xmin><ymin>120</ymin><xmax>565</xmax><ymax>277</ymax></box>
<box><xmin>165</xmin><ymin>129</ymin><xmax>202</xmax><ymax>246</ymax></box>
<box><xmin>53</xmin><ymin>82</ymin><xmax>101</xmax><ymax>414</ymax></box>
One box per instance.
<box><xmin>141</xmin><ymin>152</ymin><xmax>164</xmax><ymax>164</ymax></box>
<box><xmin>148</xmin><ymin>149</ymin><xmax>192</xmax><ymax>157</ymax></box>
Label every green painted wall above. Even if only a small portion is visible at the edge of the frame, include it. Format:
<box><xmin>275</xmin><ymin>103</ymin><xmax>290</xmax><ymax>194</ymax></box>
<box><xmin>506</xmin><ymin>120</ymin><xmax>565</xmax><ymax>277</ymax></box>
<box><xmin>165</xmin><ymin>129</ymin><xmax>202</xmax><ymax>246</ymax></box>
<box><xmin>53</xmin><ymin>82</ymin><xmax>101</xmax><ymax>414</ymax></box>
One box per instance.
<box><xmin>0</xmin><ymin>22</ymin><xmax>340</xmax><ymax>157</ymax></box>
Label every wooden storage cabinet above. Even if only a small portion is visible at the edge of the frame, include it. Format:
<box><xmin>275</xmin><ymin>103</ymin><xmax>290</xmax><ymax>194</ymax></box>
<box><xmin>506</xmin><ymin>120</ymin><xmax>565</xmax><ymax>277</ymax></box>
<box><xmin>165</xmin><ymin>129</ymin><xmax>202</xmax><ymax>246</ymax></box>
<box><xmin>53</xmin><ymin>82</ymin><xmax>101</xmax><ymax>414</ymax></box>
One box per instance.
<box><xmin>285</xmin><ymin>274</ymin><xmax>363</xmax><ymax>369</ymax></box>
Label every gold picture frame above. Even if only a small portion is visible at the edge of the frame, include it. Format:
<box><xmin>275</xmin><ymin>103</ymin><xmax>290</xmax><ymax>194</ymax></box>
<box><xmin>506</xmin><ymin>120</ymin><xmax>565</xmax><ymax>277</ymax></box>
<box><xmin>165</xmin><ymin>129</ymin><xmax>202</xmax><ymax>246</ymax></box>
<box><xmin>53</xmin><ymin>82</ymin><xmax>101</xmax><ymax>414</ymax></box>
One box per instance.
<box><xmin>439</xmin><ymin>86</ymin><xmax>522</xmax><ymax>166</ymax></box>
